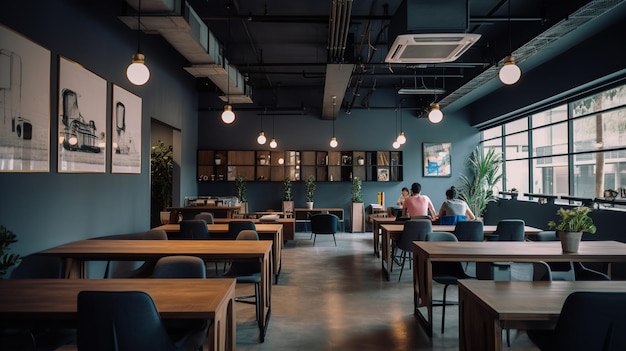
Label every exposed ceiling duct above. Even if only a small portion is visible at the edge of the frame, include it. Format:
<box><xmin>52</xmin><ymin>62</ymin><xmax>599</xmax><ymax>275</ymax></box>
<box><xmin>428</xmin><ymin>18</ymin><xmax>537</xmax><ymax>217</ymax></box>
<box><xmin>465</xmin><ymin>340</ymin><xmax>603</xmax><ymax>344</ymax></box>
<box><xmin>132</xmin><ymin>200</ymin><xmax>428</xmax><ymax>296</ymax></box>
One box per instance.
<box><xmin>385</xmin><ymin>0</ymin><xmax>480</xmax><ymax>63</ymax></box>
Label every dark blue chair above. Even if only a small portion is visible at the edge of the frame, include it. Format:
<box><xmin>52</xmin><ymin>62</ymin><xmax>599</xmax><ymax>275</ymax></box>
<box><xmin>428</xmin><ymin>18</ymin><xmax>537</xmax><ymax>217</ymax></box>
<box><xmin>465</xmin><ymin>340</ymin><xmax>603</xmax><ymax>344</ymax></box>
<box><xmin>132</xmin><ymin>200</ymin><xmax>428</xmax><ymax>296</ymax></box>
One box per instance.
<box><xmin>453</xmin><ymin>220</ymin><xmax>484</xmax><ymax>242</ymax></box>
<box><xmin>227</xmin><ymin>221</ymin><xmax>256</xmax><ymax>240</ymax></box>
<box><xmin>395</xmin><ymin>219</ymin><xmax>431</xmax><ymax>280</ymax></box>
<box><xmin>527</xmin><ymin>292</ymin><xmax>626</xmax><ymax>351</ymax></box>
<box><xmin>310</xmin><ymin>213</ymin><xmax>340</xmax><ymax>246</ymax></box>
<box><xmin>180</xmin><ymin>219</ymin><xmax>211</xmax><ymax>240</ymax></box>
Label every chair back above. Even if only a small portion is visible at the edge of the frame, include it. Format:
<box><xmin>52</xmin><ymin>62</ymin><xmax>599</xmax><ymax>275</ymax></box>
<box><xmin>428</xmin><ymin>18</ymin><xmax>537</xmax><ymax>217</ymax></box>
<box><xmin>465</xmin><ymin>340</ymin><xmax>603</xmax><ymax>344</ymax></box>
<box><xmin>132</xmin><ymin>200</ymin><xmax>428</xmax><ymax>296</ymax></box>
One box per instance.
<box><xmin>454</xmin><ymin>220</ymin><xmax>484</xmax><ymax>241</ymax></box>
<box><xmin>229</xmin><ymin>230</ymin><xmax>261</xmax><ymax>275</ymax></box>
<box><xmin>77</xmin><ymin>291</ymin><xmax>176</xmax><ymax>351</ymax></box>
<box><xmin>425</xmin><ymin>232</ymin><xmax>469</xmax><ymax>278</ymax></box>
<box><xmin>180</xmin><ymin>219</ymin><xmax>211</xmax><ymax>240</ymax></box>
<box><xmin>152</xmin><ymin>256</ymin><xmax>206</xmax><ymax>278</ymax></box>
<box><xmin>98</xmin><ymin>229</ymin><xmax>168</xmax><ymax>278</ymax></box>
<box><xmin>227</xmin><ymin>221</ymin><xmax>257</xmax><ymax>240</ymax></box>
<box><xmin>397</xmin><ymin>219</ymin><xmax>432</xmax><ymax>251</ymax></box>
<box><xmin>439</xmin><ymin>215</ymin><xmax>467</xmax><ymax>225</ymax></box>
<box><xmin>426</xmin><ymin>231</ymin><xmax>457</xmax><ymax>242</ymax></box>
<box><xmin>553</xmin><ymin>292</ymin><xmax>626</xmax><ymax>350</ymax></box>
<box><xmin>194</xmin><ymin>212</ymin><xmax>214</xmax><ymax>224</ymax></box>
<box><xmin>10</xmin><ymin>255</ymin><xmax>64</xmax><ymax>279</ymax></box>
<box><xmin>310</xmin><ymin>214</ymin><xmax>339</xmax><ymax>234</ymax></box>
<box><xmin>494</xmin><ymin>219</ymin><xmax>525</xmax><ymax>241</ymax></box>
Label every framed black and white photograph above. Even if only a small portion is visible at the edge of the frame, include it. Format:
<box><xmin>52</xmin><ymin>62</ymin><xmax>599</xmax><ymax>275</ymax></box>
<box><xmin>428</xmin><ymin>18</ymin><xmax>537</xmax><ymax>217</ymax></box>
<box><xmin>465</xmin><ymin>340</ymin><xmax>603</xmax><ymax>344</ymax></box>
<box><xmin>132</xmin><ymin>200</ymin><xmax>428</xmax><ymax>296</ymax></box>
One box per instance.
<box><xmin>423</xmin><ymin>142</ymin><xmax>451</xmax><ymax>177</ymax></box>
<box><xmin>0</xmin><ymin>24</ymin><xmax>51</xmax><ymax>172</ymax></box>
<box><xmin>57</xmin><ymin>56</ymin><xmax>107</xmax><ymax>173</ymax></box>
<box><xmin>111</xmin><ymin>84</ymin><xmax>142</xmax><ymax>174</ymax></box>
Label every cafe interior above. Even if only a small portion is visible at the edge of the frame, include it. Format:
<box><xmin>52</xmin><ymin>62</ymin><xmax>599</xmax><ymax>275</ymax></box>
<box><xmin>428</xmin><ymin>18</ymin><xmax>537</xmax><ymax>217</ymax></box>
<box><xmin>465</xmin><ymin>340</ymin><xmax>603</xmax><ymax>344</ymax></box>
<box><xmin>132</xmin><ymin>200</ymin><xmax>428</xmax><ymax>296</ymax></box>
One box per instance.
<box><xmin>2</xmin><ymin>0</ymin><xmax>626</xmax><ymax>350</ymax></box>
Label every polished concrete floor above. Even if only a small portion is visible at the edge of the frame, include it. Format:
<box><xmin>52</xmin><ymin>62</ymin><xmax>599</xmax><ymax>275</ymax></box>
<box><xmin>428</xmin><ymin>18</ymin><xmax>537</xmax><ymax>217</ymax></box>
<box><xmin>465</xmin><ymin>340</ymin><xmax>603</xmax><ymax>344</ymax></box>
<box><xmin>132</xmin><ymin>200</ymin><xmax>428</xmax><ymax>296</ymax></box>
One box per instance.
<box><xmin>231</xmin><ymin>231</ymin><xmax>540</xmax><ymax>350</ymax></box>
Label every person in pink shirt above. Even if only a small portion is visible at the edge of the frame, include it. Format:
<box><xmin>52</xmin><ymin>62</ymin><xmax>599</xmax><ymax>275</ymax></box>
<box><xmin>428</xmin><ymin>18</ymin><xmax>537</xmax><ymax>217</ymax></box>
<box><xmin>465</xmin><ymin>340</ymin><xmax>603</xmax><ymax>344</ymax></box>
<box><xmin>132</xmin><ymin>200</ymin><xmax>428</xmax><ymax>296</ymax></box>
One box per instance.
<box><xmin>402</xmin><ymin>182</ymin><xmax>437</xmax><ymax>221</ymax></box>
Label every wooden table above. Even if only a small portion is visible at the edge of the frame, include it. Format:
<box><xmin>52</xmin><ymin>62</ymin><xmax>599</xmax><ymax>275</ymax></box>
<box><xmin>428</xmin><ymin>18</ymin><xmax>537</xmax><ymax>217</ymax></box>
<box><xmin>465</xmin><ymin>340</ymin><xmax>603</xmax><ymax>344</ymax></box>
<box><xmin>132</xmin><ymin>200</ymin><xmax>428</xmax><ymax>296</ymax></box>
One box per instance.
<box><xmin>379</xmin><ymin>223</ymin><xmax>543</xmax><ymax>281</ymax></box>
<box><xmin>167</xmin><ymin>205</ymin><xmax>242</xmax><ymax>219</ymax></box>
<box><xmin>213</xmin><ymin>217</ymin><xmax>296</xmax><ymax>241</ymax></box>
<box><xmin>371</xmin><ymin>216</ymin><xmax>396</xmax><ymax>257</ymax></box>
<box><xmin>413</xmin><ymin>240</ymin><xmax>626</xmax><ymax>336</ymax></box>
<box><xmin>38</xmin><ymin>239</ymin><xmax>272</xmax><ymax>341</ymax></box>
<box><xmin>154</xmin><ymin>222</ymin><xmax>284</xmax><ymax>283</ymax></box>
<box><xmin>458</xmin><ymin>280</ymin><xmax>626</xmax><ymax>351</ymax></box>
<box><xmin>0</xmin><ymin>278</ymin><xmax>236</xmax><ymax>351</ymax></box>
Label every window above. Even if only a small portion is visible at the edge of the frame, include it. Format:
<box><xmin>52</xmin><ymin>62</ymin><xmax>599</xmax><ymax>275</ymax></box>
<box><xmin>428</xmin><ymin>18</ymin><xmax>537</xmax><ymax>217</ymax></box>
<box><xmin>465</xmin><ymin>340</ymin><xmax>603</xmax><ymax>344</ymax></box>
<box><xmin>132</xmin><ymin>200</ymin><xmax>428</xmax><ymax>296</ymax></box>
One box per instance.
<box><xmin>481</xmin><ymin>82</ymin><xmax>626</xmax><ymax>208</ymax></box>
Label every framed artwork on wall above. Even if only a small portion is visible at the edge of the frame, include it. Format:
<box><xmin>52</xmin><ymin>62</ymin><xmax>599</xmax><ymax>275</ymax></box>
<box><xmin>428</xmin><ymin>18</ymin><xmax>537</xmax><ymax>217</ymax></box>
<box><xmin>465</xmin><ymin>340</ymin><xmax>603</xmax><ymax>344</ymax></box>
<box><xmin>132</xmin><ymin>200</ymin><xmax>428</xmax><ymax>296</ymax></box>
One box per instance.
<box><xmin>57</xmin><ymin>56</ymin><xmax>107</xmax><ymax>173</ymax></box>
<box><xmin>111</xmin><ymin>84</ymin><xmax>142</xmax><ymax>174</ymax></box>
<box><xmin>0</xmin><ymin>24</ymin><xmax>51</xmax><ymax>172</ymax></box>
<box><xmin>423</xmin><ymin>142</ymin><xmax>451</xmax><ymax>177</ymax></box>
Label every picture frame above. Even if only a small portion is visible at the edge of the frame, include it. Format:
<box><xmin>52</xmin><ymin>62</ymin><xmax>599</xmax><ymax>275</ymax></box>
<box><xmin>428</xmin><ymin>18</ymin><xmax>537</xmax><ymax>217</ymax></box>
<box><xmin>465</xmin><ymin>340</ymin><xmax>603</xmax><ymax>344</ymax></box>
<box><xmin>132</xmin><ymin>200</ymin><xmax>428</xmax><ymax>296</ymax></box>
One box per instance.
<box><xmin>57</xmin><ymin>56</ymin><xmax>107</xmax><ymax>173</ymax></box>
<box><xmin>377</xmin><ymin>167</ymin><xmax>390</xmax><ymax>181</ymax></box>
<box><xmin>111</xmin><ymin>84</ymin><xmax>142</xmax><ymax>174</ymax></box>
<box><xmin>0</xmin><ymin>24</ymin><xmax>51</xmax><ymax>172</ymax></box>
<box><xmin>423</xmin><ymin>142</ymin><xmax>451</xmax><ymax>177</ymax></box>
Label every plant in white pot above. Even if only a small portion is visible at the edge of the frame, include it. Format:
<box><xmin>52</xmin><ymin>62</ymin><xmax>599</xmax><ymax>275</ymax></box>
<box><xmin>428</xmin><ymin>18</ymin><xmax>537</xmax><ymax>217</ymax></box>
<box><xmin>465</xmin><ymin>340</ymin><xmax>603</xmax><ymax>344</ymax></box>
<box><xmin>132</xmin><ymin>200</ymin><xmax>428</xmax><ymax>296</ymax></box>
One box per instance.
<box><xmin>548</xmin><ymin>206</ymin><xmax>596</xmax><ymax>253</ymax></box>
<box><xmin>305</xmin><ymin>175</ymin><xmax>316</xmax><ymax>209</ymax></box>
<box><xmin>282</xmin><ymin>177</ymin><xmax>294</xmax><ymax>216</ymax></box>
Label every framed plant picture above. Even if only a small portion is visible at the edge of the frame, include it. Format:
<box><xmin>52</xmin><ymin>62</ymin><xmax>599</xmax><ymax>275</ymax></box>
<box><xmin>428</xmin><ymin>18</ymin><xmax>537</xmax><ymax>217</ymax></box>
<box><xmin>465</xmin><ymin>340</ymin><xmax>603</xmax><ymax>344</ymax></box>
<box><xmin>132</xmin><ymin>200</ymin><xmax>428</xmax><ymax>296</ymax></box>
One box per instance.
<box><xmin>423</xmin><ymin>142</ymin><xmax>451</xmax><ymax>177</ymax></box>
<box><xmin>0</xmin><ymin>24</ymin><xmax>51</xmax><ymax>172</ymax></box>
<box><xmin>111</xmin><ymin>84</ymin><xmax>142</xmax><ymax>174</ymax></box>
<box><xmin>57</xmin><ymin>56</ymin><xmax>107</xmax><ymax>173</ymax></box>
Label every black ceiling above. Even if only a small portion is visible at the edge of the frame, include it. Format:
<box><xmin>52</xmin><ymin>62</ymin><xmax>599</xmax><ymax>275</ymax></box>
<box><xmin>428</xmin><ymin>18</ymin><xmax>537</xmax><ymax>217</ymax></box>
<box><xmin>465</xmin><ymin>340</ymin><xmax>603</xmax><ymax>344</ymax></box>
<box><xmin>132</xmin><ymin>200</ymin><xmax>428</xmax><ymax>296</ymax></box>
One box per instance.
<box><xmin>189</xmin><ymin>0</ymin><xmax>595</xmax><ymax>115</ymax></box>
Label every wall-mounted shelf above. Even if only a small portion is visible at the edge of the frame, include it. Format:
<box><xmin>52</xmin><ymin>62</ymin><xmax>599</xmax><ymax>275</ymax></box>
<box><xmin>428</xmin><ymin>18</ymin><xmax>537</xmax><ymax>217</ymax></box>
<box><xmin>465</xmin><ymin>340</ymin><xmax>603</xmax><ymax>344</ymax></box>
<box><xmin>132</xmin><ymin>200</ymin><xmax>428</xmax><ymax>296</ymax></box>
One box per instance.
<box><xmin>197</xmin><ymin>149</ymin><xmax>402</xmax><ymax>182</ymax></box>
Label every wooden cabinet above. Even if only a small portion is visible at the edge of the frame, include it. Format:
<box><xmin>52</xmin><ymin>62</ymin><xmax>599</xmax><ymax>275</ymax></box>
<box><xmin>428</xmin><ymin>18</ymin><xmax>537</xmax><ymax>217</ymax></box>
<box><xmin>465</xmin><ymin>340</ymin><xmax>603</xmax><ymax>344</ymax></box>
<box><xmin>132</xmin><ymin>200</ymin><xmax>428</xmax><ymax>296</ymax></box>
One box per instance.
<box><xmin>198</xmin><ymin>149</ymin><xmax>402</xmax><ymax>182</ymax></box>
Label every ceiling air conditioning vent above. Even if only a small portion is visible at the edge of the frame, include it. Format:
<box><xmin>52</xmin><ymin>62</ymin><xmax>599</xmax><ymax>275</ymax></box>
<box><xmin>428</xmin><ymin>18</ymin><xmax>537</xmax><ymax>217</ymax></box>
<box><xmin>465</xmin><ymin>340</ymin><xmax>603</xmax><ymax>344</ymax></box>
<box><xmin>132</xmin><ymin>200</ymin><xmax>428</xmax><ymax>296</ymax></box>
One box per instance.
<box><xmin>385</xmin><ymin>33</ymin><xmax>481</xmax><ymax>63</ymax></box>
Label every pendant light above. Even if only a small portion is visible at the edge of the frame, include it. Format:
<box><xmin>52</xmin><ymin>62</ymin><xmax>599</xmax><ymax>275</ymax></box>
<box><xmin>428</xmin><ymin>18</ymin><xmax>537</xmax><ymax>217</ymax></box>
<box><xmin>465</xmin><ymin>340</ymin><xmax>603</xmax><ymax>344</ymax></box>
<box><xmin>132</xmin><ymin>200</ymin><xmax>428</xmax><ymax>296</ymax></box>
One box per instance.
<box><xmin>126</xmin><ymin>0</ymin><xmax>150</xmax><ymax>86</ymax></box>
<box><xmin>396</xmin><ymin>101</ymin><xmax>406</xmax><ymax>144</ymax></box>
<box><xmin>499</xmin><ymin>0</ymin><xmax>522</xmax><ymax>85</ymax></box>
<box><xmin>257</xmin><ymin>109</ymin><xmax>267</xmax><ymax>145</ymax></box>
<box><xmin>221</xmin><ymin>8</ymin><xmax>236</xmax><ymax>124</ymax></box>
<box><xmin>329</xmin><ymin>96</ymin><xmax>338</xmax><ymax>148</ymax></box>
<box><xmin>392</xmin><ymin>103</ymin><xmax>400</xmax><ymax>149</ymax></box>
<box><xmin>269</xmin><ymin>113</ymin><xmax>277</xmax><ymax>148</ymax></box>
<box><xmin>428</xmin><ymin>72</ymin><xmax>444</xmax><ymax>123</ymax></box>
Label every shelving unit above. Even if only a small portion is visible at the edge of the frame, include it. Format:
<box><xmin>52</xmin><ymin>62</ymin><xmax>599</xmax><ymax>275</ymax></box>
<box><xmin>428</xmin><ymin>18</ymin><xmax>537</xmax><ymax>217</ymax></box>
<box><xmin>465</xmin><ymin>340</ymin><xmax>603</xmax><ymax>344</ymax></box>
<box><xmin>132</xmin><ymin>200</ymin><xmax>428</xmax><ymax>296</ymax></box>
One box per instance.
<box><xmin>197</xmin><ymin>149</ymin><xmax>402</xmax><ymax>182</ymax></box>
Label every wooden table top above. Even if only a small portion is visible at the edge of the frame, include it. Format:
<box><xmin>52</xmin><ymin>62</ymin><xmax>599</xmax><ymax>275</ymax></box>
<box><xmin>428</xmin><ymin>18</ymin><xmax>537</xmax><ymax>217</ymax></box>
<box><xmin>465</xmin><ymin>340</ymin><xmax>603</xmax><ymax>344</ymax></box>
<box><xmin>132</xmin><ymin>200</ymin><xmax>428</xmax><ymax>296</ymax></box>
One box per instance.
<box><xmin>458</xmin><ymin>280</ymin><xmax>626</xmax><ymax>320</ymax></box>
<box><xmin>414</xmin><ymin>240</ymin><xmax>626</xmax><ymax>262</ymax></box>
<box><xmin>153</xmin><ymin>223</ymin><xmax>283</xmax><ymax>234</ymax></box>
<box><xmin>39</xmin><ymin>240</ymin><xmax>272</xmax><ymax>260</ymax></box>
<box><xmin>380</xmin><ymin>223</ymin><xmax>543</xmax><ymax>234</ymax></box>
<box><xmin>0</xmin><ymin>278</ymin><xmax>236</xmax><ymax>322</ymax></box>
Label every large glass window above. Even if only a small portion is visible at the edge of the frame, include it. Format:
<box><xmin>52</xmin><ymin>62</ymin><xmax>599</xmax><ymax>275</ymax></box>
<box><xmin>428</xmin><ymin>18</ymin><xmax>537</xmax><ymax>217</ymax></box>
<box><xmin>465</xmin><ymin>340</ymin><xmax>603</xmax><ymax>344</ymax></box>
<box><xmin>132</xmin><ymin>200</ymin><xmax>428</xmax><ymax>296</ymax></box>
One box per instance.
<box><xmin>481</xmin><ymin>82</ymin><xmax>626</xmax><ymax>207</ymax></box>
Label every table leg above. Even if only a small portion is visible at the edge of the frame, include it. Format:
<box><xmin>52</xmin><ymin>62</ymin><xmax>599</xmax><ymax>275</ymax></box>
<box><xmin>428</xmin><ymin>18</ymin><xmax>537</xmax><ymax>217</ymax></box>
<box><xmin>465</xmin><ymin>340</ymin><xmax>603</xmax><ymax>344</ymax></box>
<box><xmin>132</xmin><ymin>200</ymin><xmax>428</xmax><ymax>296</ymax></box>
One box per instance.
<box><xmin>413</xmin><ymin>248</ymin><xmax>433</xmax><ymax>336</ymax></box>
<box><xmin>64</xmin><ymin>258</ymin><xmax>86</xmax><ymax>279</ymax></box>
<box><xmin>259</xmin><ymin>251</ymin><xmax>272</xmax><ymax>342</ymax></box>
<box><xmin>373</xmin><ymin>221</ymin><xmax>380</xmax><ymax>257</ymax></box>
<box><xmin>381</xmin><ymin>227</ymin><xmax>390</xmax><ymax>281</ymax></box>
<box><xmin>459</xmin><ymin>284</ymin><xmax>502</xmax><ymax>351</ymax></box>
<box><xmin>210</xmin><ymin>291</ymin><xmax>236</xmax><ymax>351</ymax></box>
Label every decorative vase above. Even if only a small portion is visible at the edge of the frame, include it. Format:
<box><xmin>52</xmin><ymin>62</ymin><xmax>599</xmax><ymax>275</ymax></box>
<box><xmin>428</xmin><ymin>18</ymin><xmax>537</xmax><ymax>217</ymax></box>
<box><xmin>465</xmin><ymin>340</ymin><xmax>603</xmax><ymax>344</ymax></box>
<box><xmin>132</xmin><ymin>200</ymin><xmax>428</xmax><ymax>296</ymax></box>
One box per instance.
<box><xmin>558</xmin><ymin>231</ymin><xmax>583</xmax><ymax>253</ymax></box>
<box><xmin>358</xmin><ymin>158</ymin><xmax>364</xmax><ymax>166</ymax></box>
<box><xmin>306</xmin><ymin>201</ymin><xmax>314</xmax><ymax>210</ymax></box>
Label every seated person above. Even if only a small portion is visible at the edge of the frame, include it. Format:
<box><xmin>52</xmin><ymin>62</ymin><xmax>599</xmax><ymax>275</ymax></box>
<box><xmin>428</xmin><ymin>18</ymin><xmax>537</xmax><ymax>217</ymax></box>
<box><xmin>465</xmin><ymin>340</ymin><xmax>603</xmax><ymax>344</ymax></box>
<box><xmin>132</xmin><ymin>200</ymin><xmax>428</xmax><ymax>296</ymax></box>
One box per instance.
<box><xmin>396</xmin><ymin>187</ymin><xmax>410</xmax><ymax>206</ymax></box>
<box><xmin>402</xmin><ymin>182</ymin><xmax>437</xmax><ymax>221</ymax></box>
<box><xmin>437</xmin><ymin>186</ymin><xmax>476</xmax><ymax>220</ymax></box>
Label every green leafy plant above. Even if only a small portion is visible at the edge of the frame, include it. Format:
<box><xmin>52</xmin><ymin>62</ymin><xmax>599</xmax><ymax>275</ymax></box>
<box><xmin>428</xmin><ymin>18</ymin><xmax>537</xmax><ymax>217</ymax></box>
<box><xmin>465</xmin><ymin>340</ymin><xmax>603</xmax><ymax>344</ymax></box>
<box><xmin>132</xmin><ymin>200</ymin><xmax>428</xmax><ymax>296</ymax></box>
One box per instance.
<box><xmin>235</xmin><ymin>175</ymin><xmax>247</xmax><ymax>202</ymax></box>
<box><xmin>351</xmin><ymin>177</ymin><xmax>363</xmax><ymax>203</ymax></box>
<box><xmin>283</xmin><ymin>177</ymin><xmax>293</xmax><ymax>201</ymax></box>
<box><xmin>457</xmin><ymin>146</ymin><xmax>503</xmax><ymax>218</ymax></box>
<box><xmin>0</xmin><ymin>225</ymin><xmax>21</xmax><ymax>277</ymax></box>
<box><xmin>548</xmin><ymin>207</ymin><xmax>597</xmax><ymax>234</ymax></box>
<box><xmin>305</xmin><ymin>175</ymin><xmax>316</xmax><ymax>202</ymax></box>
<box><xmin>151</xmin><ymin>140</ymin><xmax>173</xmax><ymax>211</ymax></box>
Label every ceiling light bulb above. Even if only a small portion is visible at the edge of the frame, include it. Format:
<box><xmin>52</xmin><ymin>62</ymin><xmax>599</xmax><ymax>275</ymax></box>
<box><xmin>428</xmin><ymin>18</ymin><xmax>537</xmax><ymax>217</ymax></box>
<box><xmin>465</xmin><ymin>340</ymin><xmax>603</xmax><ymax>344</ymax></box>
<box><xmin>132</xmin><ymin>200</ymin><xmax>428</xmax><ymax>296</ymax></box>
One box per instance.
<box><xmin>221</xmin><ymin>105</ymin><xmax>235</xmax><ymax>124</ymax></box>
<box><xmin>392</xmin><ymin>140</ymin><xmax>401</xmax><ymax>149</ymax></box>
<box><xmin>397</xmin><ymin>131</ymin><xmax>406</xmax><ymax>145</ymax></box>
<box><xmin>329</xmin><ymin>137</ymin><xmax>338</xmax><ymax>148</ymax></box>
<box><xmin>269</xmin><ymin>138</ymin><xmax>277</xmax><ymax>149</ymax></box>
<box><xmin>257</xmin><ymin>131</ymin><xmax>266</xmax><ymax>145</ymax></box>
<box><xmin>428</xmin><ymin>103</ymin><xmax>444</xmax><ymax>123</ymax></box>
<box><xmin>499</xmin><ymin>55</ymin><xmax>521</xmax><ymax>85</ymax></box>
<box><xmin>278</xmin><ymin>158</ymin><xmax>285</xmax><ymax>165</ymax></box>
<box><xmin>126</xmin><ymin>53</ymin><xmax>150</xmax><ymax>85</ymax></box>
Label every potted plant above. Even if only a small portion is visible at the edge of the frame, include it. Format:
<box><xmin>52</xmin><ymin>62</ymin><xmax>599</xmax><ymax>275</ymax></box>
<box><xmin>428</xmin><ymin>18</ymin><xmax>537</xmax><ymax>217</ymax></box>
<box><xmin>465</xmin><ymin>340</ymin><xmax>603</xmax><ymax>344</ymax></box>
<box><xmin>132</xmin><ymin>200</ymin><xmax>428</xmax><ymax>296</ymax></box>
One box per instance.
<box><xmin>305</xmin><ymin>175</ymin><xmax>316</xmax><ymax>209</ymax></box>
<box><xmin>548</xmin><ymin>206</ymin><xmax>597</xmax><ymax>253</ymax></box>
<box><xmin>151</xmin><ymin>140</ymin><xmax>173</xmax><ymax>226</ymax></box>
<box><xmin>350</xmin><ymin>177</ymin><xmax>364</xmax><ymax>232</ymax></box>
<box><xmin>282</xmin><ymin>177</ymin><xmax>294</xmax><ymax>216</ymax></box>
<box><xmin>235</xmin><ymin>175</ymin><xmax>249</xmax><ymax>214</ymax></box>
<box><xmin>457</xmin><ymin>146</ymin><xmax>503</xmax><ymax>219</ymax></box>
<box><xmin>357</xmin><ymin>155</ymin><xmax>365</xmax><ymax>166</ymax></box>
<box><xmin>0</xmin><ymin>225</ymin><xmax>21</xmax><ymax>277</ymax></box>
